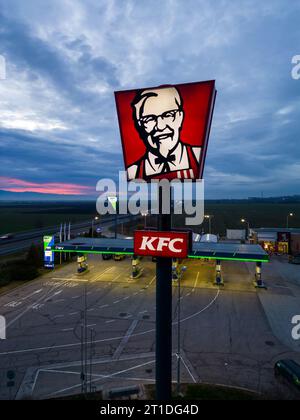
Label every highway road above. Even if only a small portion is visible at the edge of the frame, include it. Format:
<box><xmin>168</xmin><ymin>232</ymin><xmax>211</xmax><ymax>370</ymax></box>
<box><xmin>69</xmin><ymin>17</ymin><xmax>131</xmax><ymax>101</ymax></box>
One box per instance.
<box><xmin>0</xmin><ymin>256</ymin><xmax>299</xmax><ymax>400</ymax></box>
<box><xmin>0</xmin><ymin>215</ymin><xmax>134</xmax><ymax>256</ymax></box>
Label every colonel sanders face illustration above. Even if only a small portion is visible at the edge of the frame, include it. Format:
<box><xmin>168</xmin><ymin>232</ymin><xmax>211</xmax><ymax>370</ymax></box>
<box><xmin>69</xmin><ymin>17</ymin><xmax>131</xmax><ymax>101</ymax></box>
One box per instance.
<box><xmin>127</xmin><ymin>86</ymin><xmax>201</xmax><ymax>180</ymax></box>
<box><xmin>132</xmin><ymin>87</ymin><xmax>184</xmax><ymax>159</ymax></box>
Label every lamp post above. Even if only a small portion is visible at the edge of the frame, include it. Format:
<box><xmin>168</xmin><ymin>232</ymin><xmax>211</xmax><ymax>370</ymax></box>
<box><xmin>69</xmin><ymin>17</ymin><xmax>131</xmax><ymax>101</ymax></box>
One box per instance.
<box><xmin>241</xmin><ymin>218</ymin><xmax>250</xmax><ymax>240</ymax></box>
<box><xmin>142</xmin><ymin>212</ymin><xmax>147</xmax><ymax>228</ymax></box>
<box><xmin>286</xmin><ymin>213</ymin><xmax>294</xmax><ymax>229</ymax></box>
<box><xmin>204</xmin><ymin>214</ymin><xmax>213</xmax><ymax>234</ymax></box>
<box><xmin>91</xmin><ymin>216</ymin><xmax>99</xmax><ymax>238</ymax></box>
<box><xmin>176</xmin><ymin>264</ymin><xmax>187</xmax><ymax>396</ymax></box>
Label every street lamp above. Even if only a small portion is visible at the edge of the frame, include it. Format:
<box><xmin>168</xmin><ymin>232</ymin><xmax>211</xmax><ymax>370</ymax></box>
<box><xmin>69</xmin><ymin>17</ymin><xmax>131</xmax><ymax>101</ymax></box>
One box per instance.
<box><xmin>91</xmin><ymin>216</ymin><xmax>99</xmax><ymax>238</ymax></box>
<box><xmin>287</xmin><ymin>213</ymin><xmax>294</xmax><ymax>228</ymax></box>
<box><xmin>141</xmin><ymin>212</ymin><xmax>148</xmax><ymax>228</ymax></box>
<box><xmin>175</xmin><ymin>264</ymin><xmax>187</xmax><ymax>397</ymax></box>
<box><xmin>241</xmin><ymin>218</ymin><xmax>250</xmax><ymax>240</ymax></box>
<box><xmin>204</xmin><ymin>214</ymin><xmax>213</xmax><ymax>234</ymax></box>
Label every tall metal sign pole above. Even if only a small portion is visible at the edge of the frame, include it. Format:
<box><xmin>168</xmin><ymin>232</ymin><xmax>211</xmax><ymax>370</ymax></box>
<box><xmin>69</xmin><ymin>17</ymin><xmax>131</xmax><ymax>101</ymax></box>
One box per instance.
<box><xmin>156</xmin><ymin>187</ymin><xmax>172</xmax><ymax>400</ymax></box>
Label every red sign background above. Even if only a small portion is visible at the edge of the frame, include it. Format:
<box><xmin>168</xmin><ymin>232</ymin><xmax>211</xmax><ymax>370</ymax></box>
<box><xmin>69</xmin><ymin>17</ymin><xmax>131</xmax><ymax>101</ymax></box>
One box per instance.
<box><xmin>134</xmin><ymin>230</ymin><xmax>189</xmax><ymax>258</ymax></box>
<box><xmin>115</xmin><ymin>80</ymin><xmax>216</xmax><ymax>180</ymax></box>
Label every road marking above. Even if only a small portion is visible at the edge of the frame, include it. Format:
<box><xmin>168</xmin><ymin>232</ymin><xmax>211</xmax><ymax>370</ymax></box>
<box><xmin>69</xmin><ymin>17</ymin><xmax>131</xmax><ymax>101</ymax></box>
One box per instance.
<box><xmin>93</xmin><ymin>266</ymin><xmax>115</xmax><ymax>281</ymax></box>
<box><xmin>99</xmin><ymin>304</ymin><xmax>109</xmax><ymax>309</ymax></box>
<box><xmin>113</xmin><ymin>300</ymin><xmax>121</xmax><ymax>304</ymax></box>
<box><xmin>123</xmin><ymin>296</ymin><xmax>129</xmax><ymax>300</ymax></box>
<box><xmin>113</xmin><ymin>319</ymin><xmax>139</xmax><ymax>360</ymax></box>
<box><xmin>4</xmin><ymin>279</ymin><xmax>71</xmax><ymax>329</ymax></box>
<box><xmin>71</xmin><ymin>295</ymin><xmax>80</xmax><ymax>299</ymax></box>
<box><xmin>52</xmin><ymin>299</ymin><xmax>65</xmax><ymax>304</ymax></box>
<box><xmin>21</xmin><ymin>289</ymin><xmax>43</xmax><ymax>301</ymax></box>
<box><xmin>112</xmin><ymin>273</ymin><xmax>122</xmax><ymax>282</ymax></box>
<box><xmin>87</xmin><ymin>308</ymin><xmax>95</xmax><ymax>312</ymax></box>
<box><xmin>61</xmin><ymin>328</ymin><xmax>73</xmax><ymax>332</ymax></box>
<box><xmin>192</xmin><ymin>272</ymin><xmax>199</xmax><ymax>292</ymax></box>
<box><xmin>47</xmin><ymin>290</ymin><xmax>63</xmax><ymax>300</ymax></box>
<box><xmin>105</xmin><ymin>320</ymin><xmax>115</xmax><ymax>324</ymax></box>
<box><xmin>139</xmin><ymin>310</ymin><xmax>148</xmax><ymax>314</ymax></box>
<box><xmin>87</xmin><ymin>324</ymin><xmax>96</xmax><ymax>328</ymax></box>
<box><xmin>45</xmin><ymin>358</ymin><xmax>156</xmax><ymax>398</ymax></box>
<box><xmin>149</xmin><ymin>276</ymin><xmax>156</xmax><ymax>286</ymax></box>
<box><xmin>4</xmin><ymin>301</ymin><xmax>22</xmax><ymax>308</ymax></box>
<box><xmin>0</xmin><ymin>290</ymin><xmax>220</xmax><ymax>356</ymax></box>
<box><xmin>31</xmin><ymin>303</ymin><xmax>44</xmax><ymax>310</ymax></box>
<box><xmin>69</xmin><ymin>312</ymin><xmax>79</xmax><ymax>316</ymax></box>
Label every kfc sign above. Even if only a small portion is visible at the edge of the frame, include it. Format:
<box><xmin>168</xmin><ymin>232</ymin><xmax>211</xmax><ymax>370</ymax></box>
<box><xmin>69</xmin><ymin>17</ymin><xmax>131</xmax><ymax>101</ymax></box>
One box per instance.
<box><xmin>115</xmin><ymin>80</ymin><xmax>216</xmax><ymax>182</ymax></box>
<box><xmin>134</xmin><ymin>230</ymin><xmax>189</xmax><ymax>258</ymax></box>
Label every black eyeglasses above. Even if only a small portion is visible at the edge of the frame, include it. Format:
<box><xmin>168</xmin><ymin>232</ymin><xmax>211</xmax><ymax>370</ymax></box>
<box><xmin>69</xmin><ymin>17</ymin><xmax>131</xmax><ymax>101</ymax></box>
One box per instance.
<box><xmin>138</xmin><ymin>109</ymin><xmax>180</xmax><ymax>128</ymax></box>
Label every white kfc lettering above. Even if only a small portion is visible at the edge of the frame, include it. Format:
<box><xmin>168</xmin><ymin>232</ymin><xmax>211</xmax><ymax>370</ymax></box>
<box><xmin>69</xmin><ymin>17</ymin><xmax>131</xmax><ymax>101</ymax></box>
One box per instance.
<box><xmin>139</xmin><ymin>236</ymin><xmax>184</xmax><ymax>253</ymax></box>
<box><xmin>157</xmin><ymin>237</ymin><xmax>170</xmax><ymax>251</ymax></box>
<box><xmin>140</xmin><ymin>236</ymin><xmax>156</xmax><ymax>251</ymax></box>
<box><xmin>169</xmin><ymin>238</ymin><xmax>184</xmax><ymax>253</ymax></box>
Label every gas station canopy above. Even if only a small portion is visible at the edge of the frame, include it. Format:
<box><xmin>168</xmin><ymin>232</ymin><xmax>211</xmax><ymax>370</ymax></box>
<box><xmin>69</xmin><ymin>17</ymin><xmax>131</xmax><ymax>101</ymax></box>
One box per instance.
<box><xmin>52</xmin><ymin>237</ymin><xmax>269</xmax><ymax>263</ymax></box>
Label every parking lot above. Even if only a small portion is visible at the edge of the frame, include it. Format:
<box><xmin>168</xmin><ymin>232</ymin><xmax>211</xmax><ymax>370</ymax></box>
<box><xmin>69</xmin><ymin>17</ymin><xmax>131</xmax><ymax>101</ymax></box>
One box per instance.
<box><xmin>0</xmin><ymin>254</ymin><xmax>299</xmax><ymax>399</ymax></box>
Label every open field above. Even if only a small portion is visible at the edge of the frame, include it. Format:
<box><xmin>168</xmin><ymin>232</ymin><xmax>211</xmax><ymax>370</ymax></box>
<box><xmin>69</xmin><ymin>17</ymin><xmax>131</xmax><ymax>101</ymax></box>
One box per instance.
<box><xmin>0</xmin><ymin>201</ymin><xmax>96</xmax><ymax>234</ymax></box>
<box><xmin>1</xmin><ymin>200</ymin><xmax>299</xmax><ymax>238</ymax></box>
<box><xmin>202</xmin><ymin>202</ymin><xmax>300</xmax><ymax>235</ymax></box>
<box><xmin>137</xmin><ymin>202</ymin><xmax>300</xmax><ymax>236</ymax></box>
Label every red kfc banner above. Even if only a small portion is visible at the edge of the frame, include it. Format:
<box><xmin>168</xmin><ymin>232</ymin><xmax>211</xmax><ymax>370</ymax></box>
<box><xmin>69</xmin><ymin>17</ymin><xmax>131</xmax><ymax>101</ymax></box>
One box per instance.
<box><xmin>134</xmin><ymin>230</ymin><xmax>189</xmax><ymax>258</ymax></box>
<box><xmin>115</xmin><ymin>80</ymin><xmax>216</xmax><ymax>182</ymax></box>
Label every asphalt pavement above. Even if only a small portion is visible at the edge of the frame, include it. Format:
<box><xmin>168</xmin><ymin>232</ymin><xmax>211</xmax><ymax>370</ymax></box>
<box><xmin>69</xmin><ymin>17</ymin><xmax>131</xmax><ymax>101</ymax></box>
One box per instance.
<box><xmin>0</xmin><ymin>255</ymin><xmax>299</xmax><ymax>400</ymax></box>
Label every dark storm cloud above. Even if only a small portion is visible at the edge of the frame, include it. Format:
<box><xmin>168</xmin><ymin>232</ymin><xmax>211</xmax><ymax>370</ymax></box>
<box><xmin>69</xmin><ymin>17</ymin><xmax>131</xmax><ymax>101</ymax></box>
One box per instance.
<box><xmin>0</xmin><ymin>0</ymin><xmax>299</xmax><ymax>197</ymax></box>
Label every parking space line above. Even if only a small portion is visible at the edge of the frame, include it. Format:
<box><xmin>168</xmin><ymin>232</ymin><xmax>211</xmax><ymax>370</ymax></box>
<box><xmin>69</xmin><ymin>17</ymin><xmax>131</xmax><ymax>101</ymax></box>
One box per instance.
<box><xmin>192</xmin><ymin>272</ymin><xmax>199</xmax><ymax>292</ymax></box>
<box><xmin>113</xmin><ymin>319</ymin><xmax>139</xmax><ymax>360</ymax></box>
<box><xmin>112</xmin><ymin>273</ymin><xmax>122</xmax><ymax>282</ymax></box>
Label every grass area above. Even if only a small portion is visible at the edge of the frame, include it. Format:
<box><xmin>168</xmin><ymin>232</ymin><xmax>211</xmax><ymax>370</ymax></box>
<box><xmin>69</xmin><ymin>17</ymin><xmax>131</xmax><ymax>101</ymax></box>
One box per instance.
<box><xmin>202</xmin><ymin>202</ymin><xmax>300</xmax><ymax>236</ymax></box>
<box><xmin>145</xmin><ymin>383</ymin><xmax>263</xmax><ymax>400</ymax></box>
<box><xmin>49</xmin><ymin>383</ymin><xmax>262</xmax><ymax>401</ymax></box>
<box><xmin>0</xmin><ymin>201</ymin><xmax>299</xmax><ymax>236</ymax></box>
<box><xmin>0</xmin><ymin>201</ymin><xmax>96</xmax><ymax>234</ymax></box>
<box><xmin>50</xmin><ymin>391</ymin><xmax>103</xmax><ymax>400</ymax></box>
<box><xmin>115</xmin><ymin>203</ymin><xmax>300</xmax><ymax>237</ymax></box>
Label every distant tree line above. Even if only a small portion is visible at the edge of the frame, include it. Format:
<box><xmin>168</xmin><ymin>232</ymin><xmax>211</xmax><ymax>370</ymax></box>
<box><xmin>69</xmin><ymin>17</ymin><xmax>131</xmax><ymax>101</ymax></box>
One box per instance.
<box><xmin>0</xmin><ymin>244</ymin><xmax>44</xmax><ymax>287</ymax></box>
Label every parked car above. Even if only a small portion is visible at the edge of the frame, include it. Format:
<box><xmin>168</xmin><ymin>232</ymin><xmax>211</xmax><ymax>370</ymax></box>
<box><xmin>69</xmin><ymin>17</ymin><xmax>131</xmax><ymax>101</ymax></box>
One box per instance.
<box><xmin>289</xmin><ymin>254</ymin><xmax>300</xmax><ymax>264</ymax></box>
<box><xmin>274</xmin><ymin>359</ymin><xmax>300</xmax><ymax>390</ymax></box>
<box><xmin>102</xmin><ymin>253</ymin><xmax>112</xmax><ymax>260</ymax></box>
<box><xmin>113</xmin><ymin>254</ymin><xmax>126</xmax><ymax>261</ymax></box>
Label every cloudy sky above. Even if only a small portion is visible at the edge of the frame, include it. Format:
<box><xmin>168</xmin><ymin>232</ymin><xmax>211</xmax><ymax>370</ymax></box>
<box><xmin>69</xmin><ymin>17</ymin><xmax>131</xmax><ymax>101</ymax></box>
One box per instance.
<box><xmin>0</xmin><ymin>0</ymin><xmax>299</xmax><ymax>198</ymax></box>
